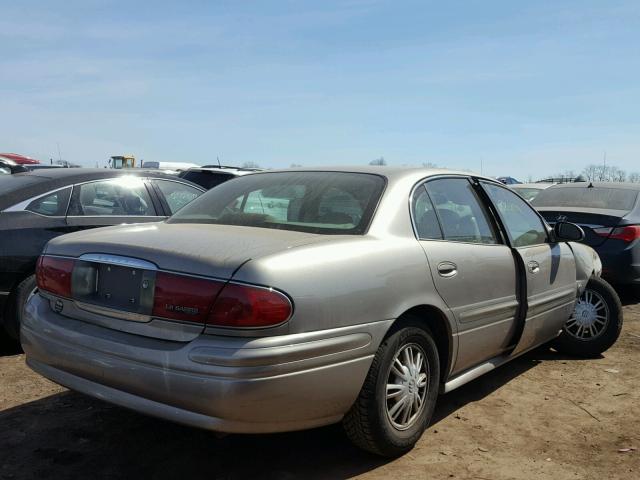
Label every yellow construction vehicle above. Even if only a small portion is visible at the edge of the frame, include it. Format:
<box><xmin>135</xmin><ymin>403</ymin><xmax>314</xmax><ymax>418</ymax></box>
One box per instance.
<box><xmin>108</xmin><ymin>155</ymin><xmax>136</xmax><ymax>169</ymax></box>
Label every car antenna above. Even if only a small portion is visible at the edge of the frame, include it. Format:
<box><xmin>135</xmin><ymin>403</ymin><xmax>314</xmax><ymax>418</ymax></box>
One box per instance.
<box><xmin>217</xmin><ymin>156</ymin><xmax>221</xmax><ymax>168</ymax></box>
<box><xmin>588</xmin><ymin>181</ymin><xmax>594</xmax><ymax>188</ymax></box>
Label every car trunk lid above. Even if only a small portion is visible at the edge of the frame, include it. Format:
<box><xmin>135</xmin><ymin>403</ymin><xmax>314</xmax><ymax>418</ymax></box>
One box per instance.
<box><xmin>537</xmin><ymin>207</ymin><xmax>627</xmax><ymax>247</ymax></box>
<box><xmin>41</xmin><ymin>223</ymin><xmax>326</xmax><ymax>340</ymax></box>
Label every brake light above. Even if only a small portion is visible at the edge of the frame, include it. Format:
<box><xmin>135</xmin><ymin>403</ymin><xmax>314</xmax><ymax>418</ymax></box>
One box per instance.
<box><xmin>594</xmin><ymin>225</ymin><xmax>640</xmax><ymax>243</ymax></box>
<box><xmin>593</xmin><ymin>227</ymin><xmax>612</xmax><ymax>237</ymax></box>
<box><xmin>152</xmin><ymin>272</ymin><xmax>224</xmax><ymax>323</ymax></box>
<box><xmin>36</xmin><ymin>256</ymin><xmax>75</xmax><ymax>298</ymax></box>
<box><xmin>207</xmin><ymin>283</ymin><xmax>292</xmax><ymax>328</ymax></box>
<box><xmin>610</xmin><ymin>226</ymin><xmax>640</xmax><ymax>242</ymax></box>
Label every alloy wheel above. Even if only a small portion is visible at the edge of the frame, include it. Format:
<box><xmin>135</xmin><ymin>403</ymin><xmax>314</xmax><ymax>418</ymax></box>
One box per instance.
<box><xmin>385</xmin><ymin>343</ymin><xmax>428</xmax><ymax>430</ymax></box>
<box><xmin>566</xmin><ymin>288</ymin><xmax>610</xmax><ymax>341</ymax></box>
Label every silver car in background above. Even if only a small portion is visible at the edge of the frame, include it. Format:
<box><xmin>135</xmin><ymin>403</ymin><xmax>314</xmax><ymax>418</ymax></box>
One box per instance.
<box><xmin>22</xmin><ymin>167</ymin><xmax>623</xmax><ymax>457</ymax></box>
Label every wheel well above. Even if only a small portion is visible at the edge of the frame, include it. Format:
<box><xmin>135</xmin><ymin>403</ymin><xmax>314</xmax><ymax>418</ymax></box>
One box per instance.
<box><xmin>392</xmin><ymin>305</ymin><xmax>452</xmax><ymax>384</ymax></box>
<box><xmin>2</xmin><ymin>270</ymin><xmax>34</xmax><ymax>319</ymax></box>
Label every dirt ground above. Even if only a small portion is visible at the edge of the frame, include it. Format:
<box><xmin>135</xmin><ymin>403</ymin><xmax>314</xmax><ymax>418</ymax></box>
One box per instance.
<box><xmin>1</xmin><ymin>292</ymin><xmax>639</xmax><ymax>480</ymax></box>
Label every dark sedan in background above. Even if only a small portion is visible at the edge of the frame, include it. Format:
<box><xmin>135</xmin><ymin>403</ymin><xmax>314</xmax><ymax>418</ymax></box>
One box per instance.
<box><xmin>0</xmin><ymin>168</ymin><xmax>204</xmax><ymax>339</ymax></box>
<box><xmin>532</xmin><ymin>182</ymin><xmax>640</xmax><ymax>287</ymax></box>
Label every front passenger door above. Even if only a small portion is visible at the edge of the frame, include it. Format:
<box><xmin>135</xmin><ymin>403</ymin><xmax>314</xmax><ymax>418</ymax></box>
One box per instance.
<box><xmin>481</xmin><ymin>182</ymin><xmax>577</xmax><ymax>355</ymax></box>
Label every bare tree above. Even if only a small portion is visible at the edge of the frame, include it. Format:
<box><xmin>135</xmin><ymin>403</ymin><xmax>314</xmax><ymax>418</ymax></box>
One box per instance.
<box><xmin>628</xmin><ymin>172</ymin><xmax>640</xmax><ymax>183</ymax></box>
<box><xmin>422</xmin><ymin>162</ymin><xmax>438</xmax><ymax>168</ymax></box>
<box><xmin>290</xmin><ymin>163</ymin><xmax>302</xmax><ymax>168</ymax></box>
<box><xmin>582</xmin><ymin>164</ymin><xmax>630</xmax><ymax>182</ymax></box>
<box><xmin>582</xmin><ymin>164</ymin><xmax>599</xmax><ymax>181</ymax></box>
<box><xmin>369</xmin><ymin>157</ymin><xmax>386</xmax><ymax>166</ymax></box>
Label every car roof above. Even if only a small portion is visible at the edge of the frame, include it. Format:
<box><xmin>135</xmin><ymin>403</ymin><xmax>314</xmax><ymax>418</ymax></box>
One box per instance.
<box><xmin>185</xmin><ymin>165</ymin><xmax>262</xmax><ymax>176</ymax></box>
<box><xmin>545</xmin><ymin>181</ymin><xmax>640</xmax><ymax>190</ymax></box>
<box><xmin>511</xmin><ymin>183</ymin><xmax>554</xmax><ymax>189</ymax></box>
<box><xmin>0</xmin><ymin>168</ymin><xmax>202</xmax><ymax>211</ymax></box>
<box><xmin>243</xmin><ymin>165</ymin><xmax>498</xmax><ymax>185</ymax></box>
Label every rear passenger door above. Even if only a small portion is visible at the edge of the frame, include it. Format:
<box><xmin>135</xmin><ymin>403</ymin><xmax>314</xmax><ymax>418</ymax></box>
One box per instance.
<box><xmin>480</xmin><ymin>181</ymin><xmax>577</xmax><ymax>355</ymax></box>
<box><xmin>413</xmin><ymin>177</ymin><xmax>520</xmax><ymax>374</ymax></box>
<box><xmin>66</xmin><ymin>177</ymin><xmax>166</xmax><ymax>229</ymax></box>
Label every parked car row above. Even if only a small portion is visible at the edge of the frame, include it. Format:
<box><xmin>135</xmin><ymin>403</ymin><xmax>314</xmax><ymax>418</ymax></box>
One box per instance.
<box><xmin>7</xmin><ymin>166</ymin><xmax>623</xmax><ymax>457</ymax></box>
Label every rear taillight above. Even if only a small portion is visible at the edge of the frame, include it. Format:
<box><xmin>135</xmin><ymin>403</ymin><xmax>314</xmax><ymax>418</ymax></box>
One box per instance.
<box><xmin>207</xmin><ymin>283</ymin><xmax>292</xmax><ymax>328</ymax></box>
<box><xmin>36</xmin><ymin>256</ymin><xmax>75</xmax><ymax>298</ymax></box>
<box><xmin>152</xmin><ymin>272</ymin><xmax>224</xmax><ymax>323</ymax></box>
<box><xmin>594</xmin><ymin>225</ymin><xmax>640</xmax><ymax>243</ymax></box>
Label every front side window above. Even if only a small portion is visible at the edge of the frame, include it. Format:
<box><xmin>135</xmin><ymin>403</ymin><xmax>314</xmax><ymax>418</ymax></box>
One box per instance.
<box><xmin>424</xmin><ymin>178</ymin><xmax>498</xmax><ymax>244</ymax></box>
<box><xmin>155</xmin><ymin>180</ymin><xmax>202</xmax><ymax>214</ymax></box>
<box><xmin>169</xmin><ymin>171</ymin><xmax>385</xmax><ymax>235</ymax></box>
<box><xmin>26</xmin><ymin>187</ymin><xmax>72</xmax><ymax>216</ymax></box>
<box><xmin>483</xmin><ymin>182</ymin><xmax>548</xmax><ymax>247</ymax></box>
<box><xmin>69</xmin><ymin>178</ymin><xmax>155</xmax><ymax>216</ymax></box>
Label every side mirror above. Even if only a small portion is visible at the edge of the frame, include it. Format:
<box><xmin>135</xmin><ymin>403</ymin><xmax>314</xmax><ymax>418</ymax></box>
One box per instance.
<box><xmin>553</xmin><ymin>222</ymin><xmax>585</xmax><ymax>242</ymax></box>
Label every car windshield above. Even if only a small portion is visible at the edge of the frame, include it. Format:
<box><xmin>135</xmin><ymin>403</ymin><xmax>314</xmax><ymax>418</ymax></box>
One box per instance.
<box><xmin>532</xmin><ymin>186</ymin><xmax>638</xmax><ymax>212</ymax></box>
<box><xmin>168</xmin><ymin>171</ymin><xmax>385</xmax><ymax>234</ymax></box>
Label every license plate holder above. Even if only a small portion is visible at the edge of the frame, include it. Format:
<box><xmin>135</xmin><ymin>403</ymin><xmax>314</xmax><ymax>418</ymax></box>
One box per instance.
<box><xmin>72</xmin><ymin>261</ymin><xmax>156</xmax><ymax>315</ymax></box>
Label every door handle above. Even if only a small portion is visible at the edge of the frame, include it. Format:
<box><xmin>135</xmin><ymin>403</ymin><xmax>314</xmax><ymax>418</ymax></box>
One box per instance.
<box><xmin>437</xmin><ymin>261</ymin><xmax>458</xmax><ymax>278</ymax></box>
<box><xmin>527</xmin><ymin>261</ymin><xmax>540</xmax><ymax>274</ymax></box>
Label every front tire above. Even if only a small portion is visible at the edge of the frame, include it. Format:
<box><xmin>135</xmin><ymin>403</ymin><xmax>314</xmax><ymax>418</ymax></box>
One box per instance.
<box><xmin>343</xmin><ymin>321</ymin><xmax>440</xmax><ymax>457</ymax></box>
<box><xmin>553</xmin><ymin>276</ymin><xmax>622</xmax><ymax>357</ymax></box>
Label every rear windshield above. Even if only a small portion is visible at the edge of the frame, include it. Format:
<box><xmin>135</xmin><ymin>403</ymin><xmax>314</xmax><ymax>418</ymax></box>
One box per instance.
<box><xmin>168</xmin><ymin>171</ymin><xmax>385</xmax><ymax>234</ymax></box>
<box><xmin>532</xmin><ymin>187</ymin><xmax>638</xmax><ymax>211</ymax></box>
<box><xmin>179</xmin><ymin>170</ymin><xmax>235</xmax><ymax>190</ymax></box>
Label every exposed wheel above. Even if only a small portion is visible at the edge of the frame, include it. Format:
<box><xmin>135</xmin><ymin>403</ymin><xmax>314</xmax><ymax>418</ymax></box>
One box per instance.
<box><xmin>552</xmin><ymin>276</ymin><xmax>622</xmax><ymax>357</ymax></box>
<box><xmin>343</xmin><ymin>320</ymin><xmax>440</xmax><ymax>457</ymax></box>
<box><xmin>2</xmin><ymin>275</ymin><xmax>37</xmax><ymax>341</ymax></box>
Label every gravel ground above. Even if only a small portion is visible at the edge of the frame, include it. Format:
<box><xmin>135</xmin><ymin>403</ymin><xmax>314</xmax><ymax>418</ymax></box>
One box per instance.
<box><xmin>1</xmin><ymin>291</ymin><xmax>639</xmax><ymax>480</ymax></box>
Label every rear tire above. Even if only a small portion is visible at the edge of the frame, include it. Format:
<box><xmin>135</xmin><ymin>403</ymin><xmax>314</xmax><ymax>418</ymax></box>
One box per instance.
<box><xmin>3</xmin><ymin>275</ymin><xmax>37</xmax><ymax>341</ymax></box>
<box><xmin>343</xmin><ymin>320</ymin><xmax>439</xmax><ymax>457</ymax></box>
<box><xmin>552</xmin><ymin>276</ymin><xmax>622</xmax><ymax>357</ymax></box>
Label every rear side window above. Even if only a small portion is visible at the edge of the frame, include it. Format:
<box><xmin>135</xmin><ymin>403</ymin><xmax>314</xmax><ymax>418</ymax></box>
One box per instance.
<box><xmin>424</xmin><ymin>178</ymin><xmax>497</xmax><ymax>244</ymax></box>
<box><xmin>169</xmin><ymin>171</ymin><xmax>385</xmax><ymax>235</ymax></box>
<box><xmin>483</xmin><ymin>182</ymin><xmax>548</xmax><ymax>247</ymax></box>
<box><xmin>26</xmin><ymin>187</ymin><xmax>72</xmax><ymax>216</ymax></box>
<box><xmin>533</xmin><ymin>187</ymin><xmax>638</xmax><ymax>211</ymax></box>
<box><xmin>411</xmin><ymin>186</ymin><xmax>442</xmax><ymax>239</ymax></box>
<box><xmin>179</xmin><ymin>171</ymin><xmax>235</xmax><ymax>190</ymax></box>
<box><xmin>68</xmin><ymin>178</ymin><xmax>156</xmax><ymax>216</ymax></box>
<box><xmin>154</xmin><ymin>180</ymin><xmax>203</xmax><ymax>214</ymax></box>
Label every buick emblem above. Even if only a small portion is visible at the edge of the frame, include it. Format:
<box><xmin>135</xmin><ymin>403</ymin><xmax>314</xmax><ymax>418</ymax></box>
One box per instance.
<box><xmin>54</xmin><ymin>299</ymin><xmax>64</xmax><ymax>313</ymax></box>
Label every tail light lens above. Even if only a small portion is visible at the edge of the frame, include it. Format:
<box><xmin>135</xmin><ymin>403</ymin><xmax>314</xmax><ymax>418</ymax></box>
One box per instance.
<box><xmin>594</xmin><ymin>225</ymin><xmax>640</xmax><ymax>243</ymax></box>
<box><xmin>36</xmin><ymin>256</ymin><xmax>74</xmax><ymax>298</ymax></box>
<box><xmin>207</xmin><ymin>283</ymin><xmax>292</xmax><ymax>328</ymax></box>
<box><xmin>152</xmin><ymin>273</ymin><xmax>292</xmax><ymax>328</ymax></box>
<box><xmin>152</xmin><ymin>272</ymin><xmax>224</xmax><ymax>323</ymax></box>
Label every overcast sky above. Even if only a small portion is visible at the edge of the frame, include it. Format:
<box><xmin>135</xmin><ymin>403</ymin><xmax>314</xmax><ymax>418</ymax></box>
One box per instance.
<box><xmin>1</xmin><ymin>0</ymin><xmax>639</xmax><ymax>179</ymax></box>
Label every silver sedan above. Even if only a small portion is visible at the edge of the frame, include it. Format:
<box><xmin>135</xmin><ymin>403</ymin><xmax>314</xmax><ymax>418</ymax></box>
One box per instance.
<box><xmin>22</xmin><ymin>167</ymin><xmax>623</xmax><ymax>457</ymax></box>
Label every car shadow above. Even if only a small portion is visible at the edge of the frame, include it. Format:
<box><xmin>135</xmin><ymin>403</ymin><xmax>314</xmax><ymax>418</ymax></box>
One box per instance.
<box><xmin>0</xmin><ymin>333</ymin><xmax>21</xmax><ymax>357</ymax></box>
<box><xmin>0</xmin><ymin>346</ymin><xmax>597</xmax><ymax>480</ymax></box>
<box><xmin>614</xmin><ymin>284</ymin><xmax>640</xmax><ymax>306</ymax></box>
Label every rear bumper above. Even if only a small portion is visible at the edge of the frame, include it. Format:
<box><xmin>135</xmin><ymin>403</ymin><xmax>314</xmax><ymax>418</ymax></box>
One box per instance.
<box><xmin>22</xmin><ymin>294</ymin><xmax>391</xmax><ymax>433</ymax></box>
<box><xmin>596</xmin><ymin>243</ymin><xmax>640</xmax><ymax>285</ymax></box>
